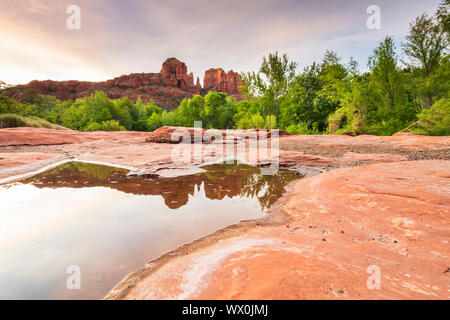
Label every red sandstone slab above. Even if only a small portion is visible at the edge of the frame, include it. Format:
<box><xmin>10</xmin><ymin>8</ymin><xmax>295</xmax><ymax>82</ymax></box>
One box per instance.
<box><xmin>342</xmin><ymin>152</ymin><xmax>407</xmax><ymax>162</ymax></box>
<box><xmin>283</xmin><ymin>133</ymin><xmax>450</xmax><ymax>150</ymax></box>
<box><xmin>0</xmin><ymin>152</ymin><xmax>65</xmax><ymax>181</ymax></box>
<box><xmin>107</xmin><ymin>160</ymin><xmax>450</xmax><ymax>300</ymax></box>
<box><xmin>0</xmin><ymin>127</ymin><xmax>148</xmax><ymax>147</ymax></box>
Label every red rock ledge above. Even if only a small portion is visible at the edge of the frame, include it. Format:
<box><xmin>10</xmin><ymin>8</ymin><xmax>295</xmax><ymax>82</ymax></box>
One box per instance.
<box><xmin>106</xmin><ymin>160</ymin><xmax>449</xmax><ymax>300</ymax></box>
<box><xmin>0</xmin><ymin>127</ymin><xmax>448</xmax><ymax>299</ymax></box>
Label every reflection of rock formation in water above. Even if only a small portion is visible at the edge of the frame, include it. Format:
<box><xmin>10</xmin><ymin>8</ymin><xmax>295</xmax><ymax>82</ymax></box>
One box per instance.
<box><xmin>24</xmin><ymin>162</ymin><xmax>299</xmax><ymax>210</ymax></box>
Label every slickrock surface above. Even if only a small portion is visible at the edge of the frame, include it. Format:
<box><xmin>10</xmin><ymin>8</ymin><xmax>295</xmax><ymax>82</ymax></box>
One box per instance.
<box><xmin>280</xmin><ymin>133</ymin><xmax>450</xmax><ymax>166</ymax></box>
<box><xmin>0</xmin><ymin>127</ymin><xmax>149</xmax><ymax>147</ymax></box>
<box><xmin>107</xmin><ymin>161</ymin><xmax>449</xmax><ymax>300</ymax></box>
<box><xmin>0</xmin><ymin>128</ymin><xmax>149</xmax><ymax>180</ymax></box>
<box><xmin>1</xmin><ymin>126</ymin><xmax>448</xmax><ymax>180</ymax></box>
<box><xmin>144</xmin><ymin>126</ymin><xmax>291</xmax><ymax>143</ymax></box>
<box><xmin>0</xmin><ymin>127</ymin><xmax>449</xmax><ymax>299</ymax></box>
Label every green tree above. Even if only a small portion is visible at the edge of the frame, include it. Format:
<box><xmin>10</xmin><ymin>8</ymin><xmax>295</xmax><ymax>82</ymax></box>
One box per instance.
<box><xmin>85</xmin><ymin>120</ymin><xmax>125</xmax><ymax>132</ymax></box>
<box><xmin>403</xmin><ymin>5</ymin><xmax>449</xmax><ymax>108</ymax></box>
<box><xmin>403</xmin><ymin>13</ymin><xmax>447</xmax><ymax>78</ymax></box>
<box><xmin>0</xmin><ymin>92</ymin><xmax>20</xmax><ymax>114</ymax></box>
<box><xmin>368</xmin><ymin>36</ymin><xmax>408</xmax><ymax>109</ymax></box>
<box><xmin>403</xmin><ymin>98</ymin><xmax>450</xmax><ymax>135</ymax></box>
<box><xmin>436</xmin><ymin>0</ymin><xmax>449</xmax><ymax>40</ymax></box>
<box><xmin>250</xmin><ymin>114</ymin><xmax>265</xmax><ymax>129</ymax></box>
<box><xmin>201</xmin><ymin>91</ymin><xmax>236</xmax><ymax>128</ymax></box>
<box><xmin>240</xmin><ymin>52</ymin><xmax>297</xmax><ymax>117</ymax></box>
<box><xmin>147</xmin><ymin>112</ymin><xmax>162</xmax><ymax>131</ymax></box>
<box><xmin>233</xmin><ymin>100</ymin><xmax>258</xmax><ymax>128</ymax></box>
<box><xmin>114</xmin><ymin>97</ymin><xmax>134</xmax><ymax>130</ymax></box>
<box><xmin>280</xmin><ymin>60</ymin><xmax>337</xmax><ymax>131</ymax></box>
<box><xmin>264</xmin><ymin>114</ymin><xmax>277</xmax><ymax>129</ymax></box>
<box><xmin>327</xmin><ymin>72</ymin><xmax>371</xmax><ymax>135</ymax></box>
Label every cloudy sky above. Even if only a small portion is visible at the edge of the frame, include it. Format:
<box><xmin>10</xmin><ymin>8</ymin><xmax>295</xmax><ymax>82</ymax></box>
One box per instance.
<box><xmin>0</xmin><ymin>0</ymin><xmax>442</xmax><ymax>85</ymax></box>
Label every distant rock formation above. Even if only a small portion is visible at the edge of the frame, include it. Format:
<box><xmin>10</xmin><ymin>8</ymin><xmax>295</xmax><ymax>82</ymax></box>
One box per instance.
<box><xmin>160</xmin><ymin>57</ymin><xmax>194</xmax><ymax>90</ymax></box>
<box><xmin>6</xmin><ymin>58</ymin><xmax>244</xmax><ymax>110</ymax></box>
<box><xmin>203</xmin><ymin>68</ymin><xmax>244</xmax><ymax>98</ymax></box>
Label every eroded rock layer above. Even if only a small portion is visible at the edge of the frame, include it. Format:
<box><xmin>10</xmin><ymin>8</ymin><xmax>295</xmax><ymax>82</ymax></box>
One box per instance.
<box><xmin>203</xmin><ymin>68</ymin><xmax>244</xmax><ymax>100</ymax></box>
<box><xmin>6</xmin><ymin>58</ymin><xmax>243</xmax><ymax>109</ymax></box>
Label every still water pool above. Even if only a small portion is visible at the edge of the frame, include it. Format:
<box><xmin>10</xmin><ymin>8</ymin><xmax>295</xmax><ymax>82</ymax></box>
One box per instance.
<box><xmin>0</xmin><ymin>161</ymin><xmax>300</xmax><ymax>299</ymax></box>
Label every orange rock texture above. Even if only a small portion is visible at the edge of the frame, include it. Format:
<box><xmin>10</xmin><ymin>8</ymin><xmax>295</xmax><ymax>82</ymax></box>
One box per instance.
<box><xmin>107</xmin><ymin>160</ymin><xmax>450</xmax><ymax>300</ymax></box>
<box><xmin>0</xmin><ymin>127</ymin><xmax>449</xmax><ymax>299</ymax></box>
<box><xmin>144</xmin><ymin>126</ymin><xmax>291</xmax><ymax>144</ymax></box>
<box><xmin>203</xmin><ymin>68</ymin><xmax>244</xmax><ymax>100</ymax></box>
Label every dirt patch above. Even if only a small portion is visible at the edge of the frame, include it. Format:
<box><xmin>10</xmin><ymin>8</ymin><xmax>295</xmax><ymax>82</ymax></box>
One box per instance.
<box><xmin>280</xmin><ymin>135</ymin><xmax>450</xmax><ymax>167</ymax></box>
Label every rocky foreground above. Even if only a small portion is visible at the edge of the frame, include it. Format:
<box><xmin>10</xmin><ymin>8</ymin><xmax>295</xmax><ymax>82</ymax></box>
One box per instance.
<box><xmin>0</xmin><ymin>127</ymin><xmax>449</xmax><ymax>299</ymax></box>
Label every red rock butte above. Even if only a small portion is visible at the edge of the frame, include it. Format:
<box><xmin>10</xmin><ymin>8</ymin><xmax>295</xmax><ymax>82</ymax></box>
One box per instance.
<box><xmin>203</xmin><ymin>68</ymin><xmax>244</xmax><ymax>96</ymax></box>
<box><xmin>5</xmin><ymin>58</ymin><xmax>244</xmax><ymax>110</ymax></box>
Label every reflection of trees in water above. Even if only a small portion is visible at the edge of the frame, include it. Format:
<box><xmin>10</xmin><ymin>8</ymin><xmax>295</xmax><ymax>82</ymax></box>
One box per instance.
<box><xmin>199</xmin><ymin>162</ymin><xmax>300</xmax><ymax>210</ymax></box>
<box><xmin>25</xmin><ymin>161</ymin><xmax>128</xmax><ymax>182</ymax></box>
<box><xmin>238</xmin><ymin>172</ymin><xmax>299</xmax><ymax>210</ymax></box>
<box><xmin>25</xmin><ymin>161</ymin><xmax>301</xmax><ymax>210</ymax></box>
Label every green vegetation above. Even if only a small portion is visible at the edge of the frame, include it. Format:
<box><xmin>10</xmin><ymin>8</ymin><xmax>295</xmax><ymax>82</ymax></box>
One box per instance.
<box><xmin>0</xmin><ymin>113</ymin><xmax>66</xmax><ymax>129</ymax></box>
<box><xmin>0</xmin><ymin>1</ymin><xmax>448</xmax><ymax>135</ymax></box>
<box><xmin>403</xmin><ymin>98</ymin><xmax>450</xmax><ymax>135</ymax></box>
<box><xmin>0</xmin><ymin>90</ymin><xmax>162</xmax><ymax>131</ymax></box>
<box><xmin>199</xmin><ymin>161</ymin><xmax>300</xmax><ymax>210</ymax></box>
<box><xmin>24</xmin><ymin>161</ymin><xmax>129</xmax><ymax>183</ymax></box>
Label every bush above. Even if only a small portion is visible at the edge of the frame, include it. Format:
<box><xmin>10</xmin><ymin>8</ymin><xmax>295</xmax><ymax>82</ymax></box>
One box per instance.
<box><xmin>0</xmin><ymin>114</ymin><xmax>26</xmax><ymax>128</ymax></box>
<box><xmin>85</xmin><ymin>120</ymin><xmax>125</xmax><ymax>132</ymax></box>
<box><xmin>0</xmin><ymin>93</ymin><xmax>20</xmax><ymax>114</ymax></box>
<box><xmin>147</xmin><ymin>113</ymin><xmax>161</xmax><ymax>131</ymax></box>
<box><xmin>286</xmin><ymin>123</ymin><xmax>317</xmax><ymax>135</ymax></box>
<box><xmin>0</xmin><ymin>113</ymin><xmax>66</xmax><ymax>129</ymax></box>
<box><xmin>84</xmin><ymin>122</ymin><xmax>102</xmax><ymax>132</ymax></box>
<box><xmin>250</xmin><ymin>114</ymin><xmax>265</xmax><ymax>129</ymax></box>
<box><xmin>133</xmin><ymin>119</ymin><xmax>148</xmax><ymax>131</ymax></box>
<box><xmin>236</xmin><ymin>117</ymin><xmax>252</xmax><ymax>129</ymax></box>
<box><xmin>409</xmin><ymin>98</ymin><xmax>450</xmax><ymax>136</ymax></box>
<box><xmin>264</xmin><ymin>115</ymin><xmax>277</xmax><ymax>129</ymax></box>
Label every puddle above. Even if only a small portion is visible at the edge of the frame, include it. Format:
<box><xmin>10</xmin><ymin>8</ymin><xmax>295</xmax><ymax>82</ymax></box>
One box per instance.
<box><xmin>0</xmin><ymin>161</ymin><xmax>301</xmax><ymax>299</ymax></box>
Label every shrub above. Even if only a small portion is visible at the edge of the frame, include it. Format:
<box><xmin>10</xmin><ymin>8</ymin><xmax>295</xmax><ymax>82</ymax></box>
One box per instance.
<box><xmin>286</xmin><ymin>123</ymin><xmax>315</xmax><ymax>135</ymax></box>
<box><xmin>409</xmin><ymin>98</ymin><xmax>450</xmax><ymax>136</ymax></box>
<box><xmin>0</xmin><ymin>114</ymin><xmax>26</xmax><ymax>128</ymax></box>
<box><xmin>84</xmin><ymin>122</ymin><xmax>102</xmax><ymax>132</ymax></box>
<box><xmin>0</xmin><ymin>113</ymin><xmax>66</xmax><ymax>129</ymax></box>
<box><xmin>85</xmin><ymin>120</ymin><xmax>125</xmax><ymax>132</ymax></box>
<box><xmin>147</xmin><ymin>113</ymin><xmax>161</xmax><ymax>131</ymax></box>
<box><xmin>133</xmin><ymin>119</ymin><xmax>148</xmax><ymax>131</ymax></box>
<box><xmin>250</xmin><ymin>114</ymin><xmax>265</xmax><ymax>129</ymax></box>
<box><xmin>264</xmin><ymin>115</ymin><xmax>277</xmax><ymax>129</ymax></box>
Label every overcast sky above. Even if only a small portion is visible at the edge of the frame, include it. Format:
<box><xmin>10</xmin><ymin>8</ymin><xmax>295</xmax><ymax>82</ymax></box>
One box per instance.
<box><xmin>0</xmin><ymin>0</ymin><xmax>442</xmax><ymax>85</ymax></box>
